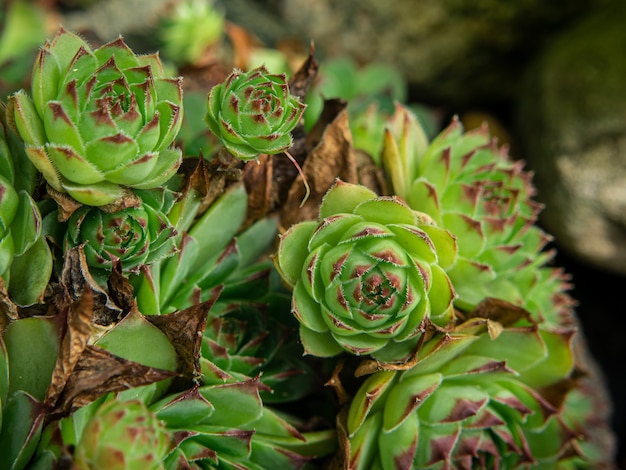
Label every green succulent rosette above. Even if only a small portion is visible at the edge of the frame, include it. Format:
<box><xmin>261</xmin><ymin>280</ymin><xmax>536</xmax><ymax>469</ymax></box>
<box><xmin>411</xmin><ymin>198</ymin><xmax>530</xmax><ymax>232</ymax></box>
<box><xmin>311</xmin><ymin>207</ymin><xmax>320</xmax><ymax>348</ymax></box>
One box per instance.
<box><xmin>9</xmin><ymin>28</ymin><xmax>183</xmax><ymax>206</ymax></box>
<box><xmin>345</xmin><ymin>319</ymin><xmax>580</xmax><ymax>469</ymax></box>
<box><xmin>73</xmin><ymin>398</ymin><xmax>170</xmax><ymax>470</ymax></box>
<box><xmin>382</xmin><ymin>105</ymin><xmax>574</xmax><ymax>326</ymax></box>
<box><xmin>205</xmin><ymin>66</ymin><xmax>305</xmax><ymax>161</ymax></box>
<box><xmin>276</xmin><ymin>180</ymin><xmax>458</xmax><ymax>361</ymax></box>
<box><xmin>159</xmin><ymin>0</ymin><xmax>225</xmax><ymax>66</ymax></box>
<box><xmin>0</xmin><ymin>106</ymin><xmax>52</xmax><ymax>305</ymax></box>
<box><xmin>63</xmin><ymin>201</ymin><xmax>177</xmax><ymax>279</ymax></box>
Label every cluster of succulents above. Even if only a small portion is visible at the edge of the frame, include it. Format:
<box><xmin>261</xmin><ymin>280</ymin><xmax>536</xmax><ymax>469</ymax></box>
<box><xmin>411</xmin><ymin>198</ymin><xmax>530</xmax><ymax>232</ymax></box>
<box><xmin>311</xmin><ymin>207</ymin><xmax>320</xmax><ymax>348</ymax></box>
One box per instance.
<box><xmin>0</xmin><ymin>9</ymin><xmax>613</xmax><ymax>470</ymax></box>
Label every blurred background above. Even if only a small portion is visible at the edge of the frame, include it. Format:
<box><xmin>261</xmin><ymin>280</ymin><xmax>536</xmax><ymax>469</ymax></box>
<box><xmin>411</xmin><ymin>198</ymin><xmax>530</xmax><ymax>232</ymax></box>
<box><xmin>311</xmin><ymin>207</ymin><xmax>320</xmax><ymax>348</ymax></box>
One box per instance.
<box><xmin>1</xmin><ymin>0</ymin><xmax>625</xmax><ymax>466</ymax></box>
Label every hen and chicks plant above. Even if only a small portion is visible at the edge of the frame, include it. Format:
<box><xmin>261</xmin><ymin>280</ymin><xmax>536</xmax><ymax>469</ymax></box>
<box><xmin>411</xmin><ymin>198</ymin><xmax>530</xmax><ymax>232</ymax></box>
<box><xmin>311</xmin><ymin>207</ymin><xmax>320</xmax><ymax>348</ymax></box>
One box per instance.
<box><xmin>0</xmin><ymin>14</ymin><xmax>609</xmax><ymax>470</ymax></box>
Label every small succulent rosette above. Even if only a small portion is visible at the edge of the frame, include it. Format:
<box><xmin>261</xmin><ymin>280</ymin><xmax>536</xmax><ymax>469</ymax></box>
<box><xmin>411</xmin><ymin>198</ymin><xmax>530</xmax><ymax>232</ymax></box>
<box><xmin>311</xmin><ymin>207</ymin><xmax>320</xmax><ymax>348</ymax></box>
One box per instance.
<box><xmin>73</xmin><ymin>399</ymin><xmax>170</xmax><ymax>470</ymax></box>
<box><xmin>0</xmin><ymin>113</ymin><xmax>52</xmax><ymax>305</ymax></box>
<box><xmin>345</xmin><ymin>319</ymin><xmax>579</xmax><ymax>469</ymax></box>
<box><xmin>9</xmin><ymin>28</ymin><xmax>183</xmax><ymax>206</ymax></box>
<box><xmin>276</xmin><ymin>180</ymin><xmax>458</xmax><ymax>362</ymax></box>
<box><xmin>205</xmin><ymin>66</ymin><xmax>305</xmax><ymax>161</ymax></box>
<box><xmin>64</xmin><ymin>201</ymin><xmax>177</xmax><ymax>280</ymax></box>
<box><xmin>383</xmin><ymin>104</ymin><xmax>574</xmax><ymax>326</ymax></box>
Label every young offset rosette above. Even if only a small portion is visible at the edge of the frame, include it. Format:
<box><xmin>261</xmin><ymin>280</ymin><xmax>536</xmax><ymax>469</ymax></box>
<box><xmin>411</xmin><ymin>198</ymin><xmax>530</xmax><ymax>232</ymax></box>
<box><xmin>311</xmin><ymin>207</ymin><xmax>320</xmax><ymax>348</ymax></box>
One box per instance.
<box><xmin>205</xmin><ymin>66</ymin><xmax>305</xmax><ymax>161</ymax></box>
<box><xmin>64</xmin><ymin>201</ymin><xmax>177</xmax><ymax>279</ymax></box>
<box><xmin>383</xmin><ymin>105</ymin><xmax>574</xmax><ymax>326</ymax></box>
<box><xmin>276</xmin><ymin>180</ymin><xmax>457</xmax><ymax>361</ymax></box>
<box><xmin>9</xmin><ymin>28</ymin><xmax>183</xmax><ymax>206</ymax></box>
<box><xmin>73</xmin><ymin>398</ymin><xmax>170</xmax><ymax>470</ymax></box>
<box><xmin>345</xmin><ymin>319</ymin><xmax>579</xmax><ymax>469</ymax></box>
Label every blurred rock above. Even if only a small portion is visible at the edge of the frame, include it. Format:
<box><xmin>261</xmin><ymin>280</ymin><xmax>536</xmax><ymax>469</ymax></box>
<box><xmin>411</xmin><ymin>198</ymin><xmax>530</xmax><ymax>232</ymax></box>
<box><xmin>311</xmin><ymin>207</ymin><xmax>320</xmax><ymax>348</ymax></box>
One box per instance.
<box><xmin>217</xmin><ymin>0</ymin><xmax>605</xmax><ymax>108</ymax></box>
<box><xmin>516</xmin><ymin>2</ymin><xmax>626</xmax><ymax>276</ymax></box>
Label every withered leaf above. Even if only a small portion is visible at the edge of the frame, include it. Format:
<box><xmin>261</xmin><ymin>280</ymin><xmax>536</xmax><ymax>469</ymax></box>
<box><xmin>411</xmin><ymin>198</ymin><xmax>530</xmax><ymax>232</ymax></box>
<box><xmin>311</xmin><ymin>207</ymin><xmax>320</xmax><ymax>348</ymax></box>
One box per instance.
<box><xmin>49</xmin><ymin>345</ymin><xmax>177</xmax><ymax>420</ymax></box>
<box><xmin>179</xmin><ymin>153</ymin><xmax>244</xmax><ymax>217</ymax></box>
<box><xmin>107</xmin><ymin>259</ymin><xmax>135</xmax><ymax>315</ymax></box>
<box><xmin>288</xmin><ymin>45</ymin><xmax>319</xmax><ymax>104</ymax></box>
<box><xmin>226</xmin><ymin>22</ymin><xmax>262</xmax><ymax>71</ymax></box>
<box><xmin>324</xmin><ymin>358</ymin><xmax>350</xmax><ymax>406</ymax></box>
<box><xmin>465</xmin><ymin>297</ymin><xmax>534</xmax><ymax>327</ymax></box>
<box><xmin>145</xmin><ymin>286</ymin><xmax>223</xmax><ymax>382</ymax></box>
<box><xmin>45</xmin><ymin>288</ymin><xmax>94</xmax><ymax>408</ymax></box>
<box><xmin>280</xmin><ymin>100</ymin><xmax>358</xmax><ymax>228</ymax></box>
<box><xmin>0</xmin><ymin>278</ymin><xmax>18</xmax><ymax>335</ymax></box>
<box><xmin>355</xmin><ymin>148</ymin><xmax>388</xmax><ymax>195</ymax></box>
<box><xmin>60</xmin><ymin>245</ymin><xmax>123</xmax><ymax>326</ymax></box>
<box><xmin>242</xmin><ymin>153</ymin><xmax>273</xmax><ymax>223</ymax></box>
<box><xmin>46</xmin><ymin>185</ymin><xmax>83</xmax><ymax>222</ymax></box>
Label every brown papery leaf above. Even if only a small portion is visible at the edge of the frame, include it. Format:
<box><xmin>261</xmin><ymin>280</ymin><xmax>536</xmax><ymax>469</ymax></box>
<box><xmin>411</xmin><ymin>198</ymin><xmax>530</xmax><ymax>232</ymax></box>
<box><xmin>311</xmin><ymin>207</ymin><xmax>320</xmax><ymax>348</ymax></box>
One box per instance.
<box><xmin>60</xmin><ymin>245</ymin><xmax>123</xmax><ymax>326</ymax></box>
<box><xmin>355</xmin><ymin>148</ymin><xmax>388</xmax><ymax>195</ymax></box>
<box><xmin>288</xmin><ymin>45</ymin><xmax>319</xmax><ymax>106</ymax></box>
<box><xmin>179</xmin><ymin>153</ymin><xmax>244</xmax><ymax>217</ymax></box>
<box><xmin>49</xmin><ymin>345</ymin><xmax>177</xmax><ymax>420</ymax></box>
<box><xmin>243</xmin><ymin>153</ymin><xmax>273</xmax><ymax>223</ymax></box>
<box><xmin>0</xmin><ymin>278</ymin><xmax>18</xmax><ymax>334</ymax></box>
<box><xmin>465</xmin><ymin>297</ymin><xmax>534</xmax><ymax>327</ymax></box>
<box><xmin>145</xmin><ymin>286</ymin><xmax>224</xmax><ymax>383</ymax></box>
<box><xmin>45</xmin><ymin>288</ymin><xmax>94</xmax><ymax>408</ymax></box>
<box><xmin>107</xmin><ymin>259</ymin><xmax>135</xmax><ymax>315</ymax></box>
<box><xmin>280</xmin><ymin>99</ymin><xmax>358</xmax><ymax>228</ymax></box>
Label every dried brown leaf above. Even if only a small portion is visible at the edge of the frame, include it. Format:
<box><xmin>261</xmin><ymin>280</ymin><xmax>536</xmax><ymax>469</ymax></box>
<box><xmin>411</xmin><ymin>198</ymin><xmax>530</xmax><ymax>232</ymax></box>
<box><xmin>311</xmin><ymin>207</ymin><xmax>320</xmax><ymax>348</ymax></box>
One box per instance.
<box><xmin>60</xmin><ymin>245</ymin><xmax>123</xmax><ymax>326</ymax></box>
<box><xmin>355</xmin><ymin>149</ymin><xmax>388</xmax><ymax>195</ymax></box>
<box><xmin>145</xmin><ymin>286</ymin><xmax>223</xmax><ymax>382</ymax></box>
<box><xmin>179</xmin><ymin>153</ymin><xmax>244</xmax><ymax>216</ymax></box>
<box><xmin>288</xmin><ymin>45</ymin><xmax>319</xmax><ymax>105</ymax></box>
<box><xmin>106</xmin><ymin>259</ymin><xmax>135</xmax><ymax>315</ymax></box>
<box><xmin>225</xmin><ymin>22</ymin><xmax>262</xmax><ymax>71</ymax></box>
<box><xmin>45</xmin><ymin>288</ymin><xmax>94</xmax><ymax>407</ymax></box>
<box><xmin>49</xmin><ymin>345</ymin><xmax>176</xmax><ymax>420</ymax></box>
<box><xmin>0</xmin><ymin>278</ymin><xmax>18</xmax><ymax>334</ymax></box>
<box><xmin>242</xmin><ymin>153</ymin><xmax>273</xmax><ymax>222</ymax></box>
<box><xmin>280</xmin><ymin>100</ymin><xmax>358</xmax><ymax>228</ymax></box>
<box><xmin>465</xmin><ymin>297</ymin><xmax>534</xmax><ymax>327</ymax></box>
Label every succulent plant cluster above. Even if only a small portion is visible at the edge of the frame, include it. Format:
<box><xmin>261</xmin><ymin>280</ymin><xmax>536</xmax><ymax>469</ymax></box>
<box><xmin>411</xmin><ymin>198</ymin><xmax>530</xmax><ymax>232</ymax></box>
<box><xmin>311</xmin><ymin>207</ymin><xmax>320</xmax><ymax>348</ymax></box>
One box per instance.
<box><xmin>0</xmin><ymin>15</ymin><xmax>612</xmax><ymax>470</ymax></box>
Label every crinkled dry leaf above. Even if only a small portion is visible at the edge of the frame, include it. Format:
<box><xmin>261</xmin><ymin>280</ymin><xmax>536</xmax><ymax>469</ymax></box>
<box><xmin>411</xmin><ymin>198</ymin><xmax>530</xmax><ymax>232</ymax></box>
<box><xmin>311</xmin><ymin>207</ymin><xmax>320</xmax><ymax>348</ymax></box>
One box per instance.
<box><xmin>145</xmin><ymin>286</ymin><xmax>223</xmax><ymax>382</ymax></box>
<box><xmin>0</xmin><ymin>278</ymin><xmax>18</xmax><ymax>334</ymax></box>
<box><xmin>225</xmin><ymin>22</ymin><xmax>262</xmax><ymax>71</ymax></box>
<box><xmin>243</xmin><ymin>153</ymin><xmax>273</xmax><ymax>223</ymax></box>
<box><xmin>280</xmin><ymin>99</ymin><xmax>358</xmax><ymax>228</ymax></box>
<box><xmin>107</xmin><ymin>259</ymin><xmax>135</xmax><ymax>315</ymax></box>
<box><xmin>61</xmin><ymin>245</ymin><xmax>123</xmax><ymax>326</ymax></box>
<box><xmin>288</xmin><ymin>45</ymin><xmax>319</xmax><ymax>105</ymax></box>
<box><xmin>45</xmin><ymin>288</ymin><xmax>93</xmax><ymax>407</ymax></box>
<box><xmin>355</xmin><ymin>148</ymin><xmax>388</xmax><ymax>195</ymax></box>
<box><xmin>464</xmin><ymin>297</ymin><xmax>534</xmax><ymax>327</ymax></box>
<box><xmin>49</xmin><ymin>345</ymin><xmax>177</xmax><ymax>420</ymax></box>
<box><xmin>179</xmin><ymin>153</ymin><xmax>244</xmax><ymax>216</ymax></box>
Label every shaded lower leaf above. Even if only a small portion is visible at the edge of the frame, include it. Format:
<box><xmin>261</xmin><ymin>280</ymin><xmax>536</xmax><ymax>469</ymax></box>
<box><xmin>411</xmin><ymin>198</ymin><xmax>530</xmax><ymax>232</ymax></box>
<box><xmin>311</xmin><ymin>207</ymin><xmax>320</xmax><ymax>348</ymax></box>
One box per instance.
<box><xmin>0</xmin><ymin>391</ymin><xmax>46</xmax><ymax>470</ymax></box>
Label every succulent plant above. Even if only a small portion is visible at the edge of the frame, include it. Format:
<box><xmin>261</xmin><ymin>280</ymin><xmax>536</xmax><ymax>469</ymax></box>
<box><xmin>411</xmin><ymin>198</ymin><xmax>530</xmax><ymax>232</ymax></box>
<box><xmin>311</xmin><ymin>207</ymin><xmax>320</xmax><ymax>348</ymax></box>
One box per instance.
<box><xmin>73</xmin><ymin>398</ymin><xmax>170</xmax><ymax>470</ymax></box>
<box><xmin>159</xmin><ymin>0</ymin><xmax>225</xmax><ymax>66</ymax></box>
<box><xmin>275</xmin><ymin>180</ymin><xmax>458</xmax><ymax>362</ymax></box>
<box><xmin>344</xmin><ymin>317</ymin><xmax>579</xmax><ymax>469</ymax></box>
<box><xmin>205</xmin><ymin>66</ymin><xmax>305</xmax><ymax>161</ymax></box>
<box><xmin>63</xmin><ymin>200</ymin><xmax>177</xmax><ymax>281</ymax></box>
<box><xmin>0</xmin><ymin>105</ymin><xmax>51</xmax><ymax>306</ymax></box>
<box><xmin>9</xmin><ymin>28</ymin><xmax>183</xmax><ymax>206</ymax></box>
<box><xmin>382</xmin><ymin>105</ymin><xmax>574</xmax><ymax>326</ymax></box>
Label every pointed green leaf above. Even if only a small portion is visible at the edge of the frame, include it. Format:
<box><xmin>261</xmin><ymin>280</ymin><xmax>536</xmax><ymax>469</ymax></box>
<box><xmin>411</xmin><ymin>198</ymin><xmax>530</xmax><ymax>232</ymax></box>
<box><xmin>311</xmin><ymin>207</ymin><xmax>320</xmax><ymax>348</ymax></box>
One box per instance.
<box><xmin>10</xmin><ymin>92</ymin><xmax>46</xmax><ymax>147</ymax></box>
<box><xmin>199</xmin><ymin>379</ymin><xmax>263</xmax><ymax>428</ymax></box>
<box><xmin>4</xmin><ymin>317</ymin><xmax>58</xmax><ymax>401</ymax></box>
<box><xmin>319</xmin><ymin>181</ymin><xmax>377</xmax><ymax>219</ymax></box>
<box><xmin>0</xmin><ymin>391</ymin><xmax>46</xmax><ymax>470</ymax></box>
<box><xmin>9</xmin><ymin>236</ymin><xmax>52</xmax><ymax>307</ymax></box>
